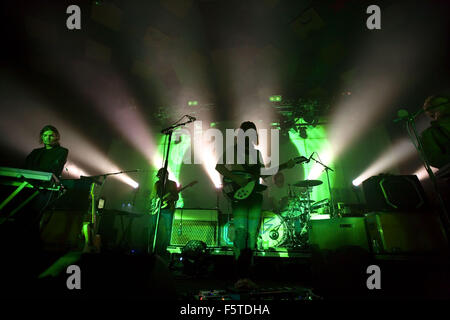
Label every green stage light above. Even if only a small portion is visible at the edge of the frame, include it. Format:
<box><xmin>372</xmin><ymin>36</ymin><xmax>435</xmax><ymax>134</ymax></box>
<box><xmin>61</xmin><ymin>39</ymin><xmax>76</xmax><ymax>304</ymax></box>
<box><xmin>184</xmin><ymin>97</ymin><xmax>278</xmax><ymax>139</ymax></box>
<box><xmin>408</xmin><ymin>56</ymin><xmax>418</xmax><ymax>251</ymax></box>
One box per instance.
<box><xmin>288</xmin><ymin>127</ymin><xmax>335</xmax><ymax>203</ymax></box>
<box><xmin>188</xmin><ymin>100</ymin><xmax>198</xmax><ymax>106</ymax></box>
<box><xmin>153</xmin><ymin>133</ymin><xmax>191</xmax><ymax>207</ymax></box>
<box><xmin>269</xmin><ymin>95</ymin><xmax>282</xmax><ymax>102</ymax></box>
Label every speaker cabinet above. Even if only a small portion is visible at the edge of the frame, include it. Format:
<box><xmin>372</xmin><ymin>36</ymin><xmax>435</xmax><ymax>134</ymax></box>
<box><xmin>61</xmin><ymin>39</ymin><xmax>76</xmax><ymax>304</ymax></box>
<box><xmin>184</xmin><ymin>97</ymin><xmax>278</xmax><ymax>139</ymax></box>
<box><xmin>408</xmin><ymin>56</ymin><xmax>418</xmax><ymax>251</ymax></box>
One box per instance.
<box><xmin>170</xmin><ymin>208</ymin><xmax>219</xmax><ymax>247</ymax></box>
<box><xmin>40</xmin><ymin>210</ymin><xmax>85</xmax><ymax>252</ymax></box>
<box><xmin>366</xmin><ymin>212</ymin><xmax>448</xmax><ymax>254</ymax></box>
<box><xmin>362</xmin><ymin>175</ymin><xmax>428</xmax><ymax>212</ymax></box>
<box><xmin>309</xmin><ymin>218</ymin><xmax>370</xmax><ymax>251</ymax></box>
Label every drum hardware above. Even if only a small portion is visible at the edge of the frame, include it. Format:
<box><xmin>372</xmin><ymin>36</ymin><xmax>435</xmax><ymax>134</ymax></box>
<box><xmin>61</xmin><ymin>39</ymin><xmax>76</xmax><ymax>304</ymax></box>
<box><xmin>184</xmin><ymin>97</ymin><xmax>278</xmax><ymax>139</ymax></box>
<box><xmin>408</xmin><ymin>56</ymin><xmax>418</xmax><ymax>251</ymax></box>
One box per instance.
<box><xmin>225</xmin><ymin>178</ymin><xmax>329</xmax><ymax>250</ymax></box>
<box><xmin>311</xmin><ymin>198</ymin><xmax>329</xmax><ymax>211</ymax></box>
<box><xmin>277</xmin><ymin>180</ymin><xmax>325</xmax><ymax>249</ymax></box>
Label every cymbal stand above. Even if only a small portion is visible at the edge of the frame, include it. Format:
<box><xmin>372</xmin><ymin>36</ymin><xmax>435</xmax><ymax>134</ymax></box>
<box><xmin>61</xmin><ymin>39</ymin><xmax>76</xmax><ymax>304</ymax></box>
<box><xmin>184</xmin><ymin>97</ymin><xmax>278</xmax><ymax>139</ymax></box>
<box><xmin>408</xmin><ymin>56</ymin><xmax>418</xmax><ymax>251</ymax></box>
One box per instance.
<box><xmin>310</xmin><ymin>156</ymin><xmax>335</xmax><ymax>217</ymax></box>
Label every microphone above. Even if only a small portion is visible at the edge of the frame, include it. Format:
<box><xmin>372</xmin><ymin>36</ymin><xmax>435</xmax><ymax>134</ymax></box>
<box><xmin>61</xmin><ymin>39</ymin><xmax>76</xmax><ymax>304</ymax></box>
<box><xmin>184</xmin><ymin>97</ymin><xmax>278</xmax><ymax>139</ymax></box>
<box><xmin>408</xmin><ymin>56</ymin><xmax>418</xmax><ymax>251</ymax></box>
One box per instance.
<box><xmin>186</xmin><ymin>115</ymin><xmax>196</xmax><ymax>122</ymax></box>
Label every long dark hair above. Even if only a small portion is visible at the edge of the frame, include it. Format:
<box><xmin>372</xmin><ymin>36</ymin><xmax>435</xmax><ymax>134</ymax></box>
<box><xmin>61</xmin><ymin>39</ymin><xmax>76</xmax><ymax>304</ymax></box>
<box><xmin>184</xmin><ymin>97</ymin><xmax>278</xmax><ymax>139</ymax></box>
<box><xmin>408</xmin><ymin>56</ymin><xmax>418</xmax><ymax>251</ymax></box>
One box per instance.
<box><xmin>239</xmin><ymin>121</ymin><xmax>257</xmax><ymax>132</ymax></box>
<box><xmin>239</xmin><ymin>121</ymin><xmax>259</xmax><ymax>146</ymax></box>
<box><xmin>39</xmin><ymin>125</ymin><xmax>60</xmax><ymax>144</ymax></box>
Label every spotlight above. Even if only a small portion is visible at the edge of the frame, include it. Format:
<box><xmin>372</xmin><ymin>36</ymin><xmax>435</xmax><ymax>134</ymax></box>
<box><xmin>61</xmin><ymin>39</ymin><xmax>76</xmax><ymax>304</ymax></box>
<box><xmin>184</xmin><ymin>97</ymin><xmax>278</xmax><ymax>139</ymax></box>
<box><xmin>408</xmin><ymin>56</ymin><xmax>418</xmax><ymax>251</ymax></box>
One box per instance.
<box><xmin>353</xmin><ymin>139</ymin><xmax>416</xmax><ymax>187</ymax></box>
<box><xmin>352</xmin><ymin>178</ymin><xmax>362</xmax><ymax>187</ymax></box>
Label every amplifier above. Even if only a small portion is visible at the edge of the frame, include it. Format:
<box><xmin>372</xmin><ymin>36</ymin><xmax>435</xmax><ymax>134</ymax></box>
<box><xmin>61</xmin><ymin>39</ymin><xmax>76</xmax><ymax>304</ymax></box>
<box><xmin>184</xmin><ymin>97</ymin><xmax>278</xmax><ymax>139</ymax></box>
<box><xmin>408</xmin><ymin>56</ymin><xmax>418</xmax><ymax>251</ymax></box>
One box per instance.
<box><xmin>362</xmin><ymin>174</ymin><xmax>428</xmax><ymax>212</ymax></box>
<box><xmin>365</xmin><ymin>212</ymin><xmax>448</xmax><ymax>254</ymax></box>
<box><xmin>170</xmin><ymin>208</ymin><xmax>219</xmax><ymax>247</ymax></box>
<box><xmin>309</xmin><ymin>217</ymin><xmax>370</xmax><ymax>251</ymax></box>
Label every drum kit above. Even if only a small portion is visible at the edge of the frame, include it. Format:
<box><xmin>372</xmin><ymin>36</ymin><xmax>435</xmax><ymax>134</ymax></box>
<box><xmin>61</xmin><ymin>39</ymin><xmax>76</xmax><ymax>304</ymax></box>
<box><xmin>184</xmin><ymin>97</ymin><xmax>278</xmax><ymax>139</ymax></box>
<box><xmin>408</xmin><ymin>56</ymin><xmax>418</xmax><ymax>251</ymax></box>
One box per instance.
<box><xmin>257</xmin><ymin>179</ymin><xmax>327</xmax><ymax>250</ymax></box>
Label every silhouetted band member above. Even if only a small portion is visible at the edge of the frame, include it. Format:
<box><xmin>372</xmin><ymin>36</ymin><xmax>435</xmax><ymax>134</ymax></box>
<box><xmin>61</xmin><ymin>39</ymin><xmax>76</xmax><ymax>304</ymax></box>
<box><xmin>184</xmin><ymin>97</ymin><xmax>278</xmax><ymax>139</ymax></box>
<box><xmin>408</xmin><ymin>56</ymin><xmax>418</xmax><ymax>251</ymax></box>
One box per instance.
<box><xmin>8</xmin><ymin>125</ymin><xmax>69</xmax><ymax>255</ymax></box>
<box><xmin>216</xmin><ymin>121</ymin><xmax>296</xmax><ymax>290</ymax></box>
<box><xmin>149</xmin><ymin>168</ymin><xmax>179</xmax><ymax>258</ymax></box>
<box><xmin>25</xmin><ymin>125</ymin><xmax>68</xmax><ymax>177</ymax></box>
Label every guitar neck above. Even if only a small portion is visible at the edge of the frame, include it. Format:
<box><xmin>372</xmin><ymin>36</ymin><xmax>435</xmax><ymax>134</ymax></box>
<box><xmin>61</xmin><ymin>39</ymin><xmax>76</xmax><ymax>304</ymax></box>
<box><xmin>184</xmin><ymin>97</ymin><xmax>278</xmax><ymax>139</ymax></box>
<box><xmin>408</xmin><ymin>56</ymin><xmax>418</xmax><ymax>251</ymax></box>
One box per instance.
<box><xmin>177</xmin><ymin>181</ymin><xmax>197</xmax><ymax>193</ymax></box>
<box><xmin>260</xmin><ymin>157</ymin><xmax>307</xmax><ymax>178</ymax></box>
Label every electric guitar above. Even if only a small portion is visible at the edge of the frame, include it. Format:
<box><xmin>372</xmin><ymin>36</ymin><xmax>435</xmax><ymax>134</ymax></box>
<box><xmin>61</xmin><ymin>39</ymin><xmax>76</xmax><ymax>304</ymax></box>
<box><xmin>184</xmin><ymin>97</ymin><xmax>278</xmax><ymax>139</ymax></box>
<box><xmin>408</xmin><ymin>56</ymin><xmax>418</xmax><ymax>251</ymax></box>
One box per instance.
<box><xmin>150</xmin><ymin>180</ymin><xmax>198</xmax><ymax>215</ymax></box>
<box><xmin>222</xmin><ymin>156</ymin><xmax>309</xmax><ymax>200</ymax></box>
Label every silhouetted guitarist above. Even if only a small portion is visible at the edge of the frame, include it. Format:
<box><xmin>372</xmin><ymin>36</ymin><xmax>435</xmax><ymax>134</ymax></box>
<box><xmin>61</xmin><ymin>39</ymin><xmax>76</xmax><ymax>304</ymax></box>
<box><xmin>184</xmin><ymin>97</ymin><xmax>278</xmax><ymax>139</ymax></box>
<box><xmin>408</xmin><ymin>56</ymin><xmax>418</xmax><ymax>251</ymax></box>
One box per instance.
<box><xmin>149</xmin><ymin>168</ymin><xmax>179</xmax><ymax>258</ymax></box>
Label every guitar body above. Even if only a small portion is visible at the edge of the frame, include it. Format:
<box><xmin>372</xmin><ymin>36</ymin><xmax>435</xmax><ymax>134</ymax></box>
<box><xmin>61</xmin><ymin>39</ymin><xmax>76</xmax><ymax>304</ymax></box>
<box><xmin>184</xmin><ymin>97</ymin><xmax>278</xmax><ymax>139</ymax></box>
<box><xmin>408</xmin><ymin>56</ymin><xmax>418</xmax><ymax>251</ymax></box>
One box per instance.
<box><xmin>150</xmin><ymin>197</ymin><xmax>170</xmax><ymax>215</ymax></box>
<box><xmin>223</xmin><ymin>173</ymin><xmax>267</xmax><ymax>201</ymax></box>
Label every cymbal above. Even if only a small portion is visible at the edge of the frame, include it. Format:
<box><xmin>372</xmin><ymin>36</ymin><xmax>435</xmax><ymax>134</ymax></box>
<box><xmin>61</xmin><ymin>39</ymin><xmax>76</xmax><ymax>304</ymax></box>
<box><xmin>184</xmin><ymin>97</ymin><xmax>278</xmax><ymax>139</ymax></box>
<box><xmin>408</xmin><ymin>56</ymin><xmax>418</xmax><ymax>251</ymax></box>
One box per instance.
<box><xmin>292</xmin><ymin>180</ymin><xmax>323</xmax><ymax>187</ymax></box>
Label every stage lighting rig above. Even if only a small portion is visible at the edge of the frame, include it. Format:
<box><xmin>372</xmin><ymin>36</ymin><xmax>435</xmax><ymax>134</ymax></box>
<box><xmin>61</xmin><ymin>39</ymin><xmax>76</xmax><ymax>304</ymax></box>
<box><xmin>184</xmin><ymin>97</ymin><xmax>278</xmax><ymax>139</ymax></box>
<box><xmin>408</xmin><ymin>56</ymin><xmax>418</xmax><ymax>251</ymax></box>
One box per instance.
<box><xmin>270</xmin><ymin>97</ymin><xmax>329</xmax><ymax>136</ymax></box>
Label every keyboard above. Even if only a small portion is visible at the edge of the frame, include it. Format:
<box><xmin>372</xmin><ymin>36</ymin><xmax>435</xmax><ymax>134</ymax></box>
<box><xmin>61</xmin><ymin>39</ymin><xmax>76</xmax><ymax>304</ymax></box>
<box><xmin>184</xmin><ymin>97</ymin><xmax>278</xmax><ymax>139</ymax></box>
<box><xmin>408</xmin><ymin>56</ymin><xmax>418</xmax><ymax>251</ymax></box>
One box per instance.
<box><xmin>0</xmin><ymin>167</ymin><xmax>61</xmax><ymax>190</ymax></box>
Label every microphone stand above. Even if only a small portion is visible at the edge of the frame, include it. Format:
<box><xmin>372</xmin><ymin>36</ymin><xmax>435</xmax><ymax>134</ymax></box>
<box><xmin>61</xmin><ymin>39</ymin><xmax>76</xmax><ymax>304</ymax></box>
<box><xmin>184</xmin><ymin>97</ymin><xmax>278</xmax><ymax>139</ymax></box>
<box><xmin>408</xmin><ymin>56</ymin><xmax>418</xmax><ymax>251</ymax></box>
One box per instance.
<box><xmin>82</xmin><ymin>169</ymin><xmax>141</xmax><ymax>210</ymax></box>
<box><xmin>310</xmin><ymin>157</ymin><xmax>335</xmax><ymax>218</ymax></box>
<box><xmin>86</xmin><ymin>169</ymin><xmax>141</xmax><ymax>178</ymax></box>
<box><xmin>150</xmin><ymin>118</ymin><xmax>194</xmax><ymax>254</ymax></box>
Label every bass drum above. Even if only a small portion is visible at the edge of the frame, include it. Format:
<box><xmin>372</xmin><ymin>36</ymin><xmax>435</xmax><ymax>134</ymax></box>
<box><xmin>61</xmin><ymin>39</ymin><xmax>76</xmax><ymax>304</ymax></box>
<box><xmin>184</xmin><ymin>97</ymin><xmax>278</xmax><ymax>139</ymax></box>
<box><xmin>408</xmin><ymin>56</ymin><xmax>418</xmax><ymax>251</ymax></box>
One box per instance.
<box><xmin>258</xmin><ymin>211</ymin><xmax>287</xmax><ymax>249</ymax></box>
